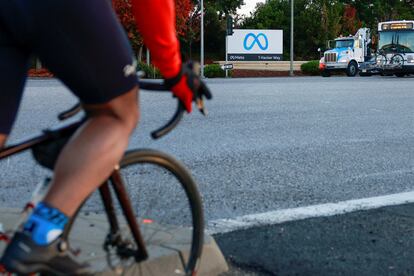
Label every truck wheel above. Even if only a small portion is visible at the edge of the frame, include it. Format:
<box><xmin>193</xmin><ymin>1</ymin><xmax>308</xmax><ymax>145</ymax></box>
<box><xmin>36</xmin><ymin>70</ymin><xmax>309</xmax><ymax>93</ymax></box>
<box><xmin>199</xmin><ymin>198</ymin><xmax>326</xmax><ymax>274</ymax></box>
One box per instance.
<box><xmin>346</xmin><ymin>61</ymin><xmax>358</xmax><ymax>77</ymax></box>
<box><xmin>395</xmin><ymin>73</ymin><xmax>406</xmax><ymax>78</ymax></box>
<box><xmin>321</xmin><ymin>70</ymin><xmax>331</xmax><ymax>77</ymax></box>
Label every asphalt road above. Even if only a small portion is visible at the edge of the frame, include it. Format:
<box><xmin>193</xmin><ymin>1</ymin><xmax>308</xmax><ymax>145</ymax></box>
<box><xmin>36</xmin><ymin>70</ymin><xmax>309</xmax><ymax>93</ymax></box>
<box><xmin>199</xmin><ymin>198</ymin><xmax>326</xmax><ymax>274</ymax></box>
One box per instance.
<box><xmin>1</xmin><ymin>75</ymin><xmax>413</xmax><ymax>274</ymax></box>
<box><xmin>216</xmin><ymin>203</ymin><xmax>414</xmax><ymax>276</ymax></box>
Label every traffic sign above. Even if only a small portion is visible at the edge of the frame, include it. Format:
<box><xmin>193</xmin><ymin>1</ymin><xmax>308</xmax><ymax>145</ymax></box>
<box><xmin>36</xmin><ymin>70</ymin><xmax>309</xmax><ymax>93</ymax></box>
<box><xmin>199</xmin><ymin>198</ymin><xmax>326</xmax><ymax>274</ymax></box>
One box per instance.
<box><xmin>221</xmin><ymin>64</ymin><xmax>233</xmax><ymax>70</ymax></box>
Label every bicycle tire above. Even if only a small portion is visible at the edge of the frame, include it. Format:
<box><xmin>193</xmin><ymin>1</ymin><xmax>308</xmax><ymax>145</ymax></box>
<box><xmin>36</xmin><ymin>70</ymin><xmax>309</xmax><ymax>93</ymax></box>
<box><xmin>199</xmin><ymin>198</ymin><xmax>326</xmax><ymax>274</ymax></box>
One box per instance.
<box><xmin>375</xmin><ymin>54</ymin><xmax>387</xmax><ymax>67</ymax></box>
<box><xmin>65</xmin><ymin>149</ymin><xmax>204</xmax><ymax>275</ymax></box>
<box><xmin>390</xmin><ymin>54</ymin><xmax>404</xmax><ymax>66</ymax></box>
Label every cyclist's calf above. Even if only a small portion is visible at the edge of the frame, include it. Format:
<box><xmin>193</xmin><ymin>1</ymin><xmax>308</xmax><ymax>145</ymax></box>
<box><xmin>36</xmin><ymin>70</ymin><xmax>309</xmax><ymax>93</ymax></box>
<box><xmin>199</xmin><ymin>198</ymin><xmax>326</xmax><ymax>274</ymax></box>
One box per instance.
<box><xmin>43</xmin><ymin>87</ymin><xmax>139</xmax><ymax>216</ymax></box>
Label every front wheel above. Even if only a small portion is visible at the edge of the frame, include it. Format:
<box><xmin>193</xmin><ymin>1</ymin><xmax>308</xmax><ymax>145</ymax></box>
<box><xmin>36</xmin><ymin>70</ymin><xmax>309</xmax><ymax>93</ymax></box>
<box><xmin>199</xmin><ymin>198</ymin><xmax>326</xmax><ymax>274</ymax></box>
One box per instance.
<box><xmin>321</xmin><ymin>70</ymin><xmax>331</xmax><ymax>77</ymax></box>
<box><xmin>346</xmin><ymin>61</ymin><xmax>358</xmax><ymax>77</ymax></box>
<box><xmin>66</xmin><ymin>149</ymin><xmax>204</xmax><ymax>275</ymax></box>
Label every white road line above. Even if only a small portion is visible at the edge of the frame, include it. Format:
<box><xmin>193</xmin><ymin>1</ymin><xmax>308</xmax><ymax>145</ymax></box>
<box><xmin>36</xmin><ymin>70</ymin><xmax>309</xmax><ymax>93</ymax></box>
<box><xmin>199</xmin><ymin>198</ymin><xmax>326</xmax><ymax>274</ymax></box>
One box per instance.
<box><xmin>207</xmin><ymin>191</ymin><xmax>414</xmax><ymax>234</ymax></box>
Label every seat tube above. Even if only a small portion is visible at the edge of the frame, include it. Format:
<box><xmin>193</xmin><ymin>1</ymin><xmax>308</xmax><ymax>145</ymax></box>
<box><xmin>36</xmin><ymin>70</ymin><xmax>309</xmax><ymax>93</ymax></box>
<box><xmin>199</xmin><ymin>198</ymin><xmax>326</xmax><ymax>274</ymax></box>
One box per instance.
<box><xmin>99</xmin><ymin>181</ymin><xmax>121</xmax><ymax>234</ymax></box>
<box><xmin>110</xmin><ymin>166</ymin><xmax>148</xmax><ymax>261</ymax></box>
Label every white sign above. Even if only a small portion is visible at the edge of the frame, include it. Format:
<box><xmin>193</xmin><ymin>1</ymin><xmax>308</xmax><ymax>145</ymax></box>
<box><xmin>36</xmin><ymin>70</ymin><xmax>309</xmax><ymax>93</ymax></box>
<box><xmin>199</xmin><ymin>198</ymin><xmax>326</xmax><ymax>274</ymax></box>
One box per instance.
<box><xmin>227</xmin><ymin>29</ymin><xmax>283</xmax><ymax>61</ymax></box>
<box><xmin>221</xmin><ymin>64</ymin><xmax>234</xmax><ymax>70</ymax></box>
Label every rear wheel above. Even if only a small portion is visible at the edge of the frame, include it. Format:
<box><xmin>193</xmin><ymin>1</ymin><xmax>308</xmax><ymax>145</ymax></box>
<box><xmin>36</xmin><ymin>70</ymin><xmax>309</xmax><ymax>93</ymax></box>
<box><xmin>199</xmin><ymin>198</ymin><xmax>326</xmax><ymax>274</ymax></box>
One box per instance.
<box><xmin>346</xmin><ymin>61</ymin><xmax>358</xmax><ymax>77</ymax></box>
<box><xmin>66</xmin><ymin>149</ymin><xmax>204</xmax><ymax>275</ymax></box>
<box><xmin>395</xmin><ymin>73</ymin><xmax>406</xmax><ymax>78</ymax></box>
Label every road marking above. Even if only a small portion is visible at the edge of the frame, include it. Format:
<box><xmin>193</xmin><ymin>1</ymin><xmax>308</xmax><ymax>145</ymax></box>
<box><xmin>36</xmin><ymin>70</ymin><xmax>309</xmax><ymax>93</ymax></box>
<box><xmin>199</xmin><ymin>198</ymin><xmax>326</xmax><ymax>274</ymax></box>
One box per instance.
<box><xmin>207</xmin><ymin>191</ymin><xmax>414</xmax><ymax>234</ymax></box>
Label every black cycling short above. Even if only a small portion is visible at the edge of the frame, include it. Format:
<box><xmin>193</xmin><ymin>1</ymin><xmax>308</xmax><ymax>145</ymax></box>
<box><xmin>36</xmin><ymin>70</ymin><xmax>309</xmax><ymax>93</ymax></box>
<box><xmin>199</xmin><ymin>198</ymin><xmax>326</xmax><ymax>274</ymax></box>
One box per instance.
<box><xmin>0</xmin><ymin>0</ymin><xmax>138</xmax><ymax>135</ymax></box>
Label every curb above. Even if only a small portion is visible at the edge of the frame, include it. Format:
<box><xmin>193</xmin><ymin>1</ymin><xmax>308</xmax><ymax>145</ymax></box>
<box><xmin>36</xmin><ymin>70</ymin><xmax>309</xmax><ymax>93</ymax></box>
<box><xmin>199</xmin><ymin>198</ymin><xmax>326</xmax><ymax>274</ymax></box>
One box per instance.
<box><xmin>0</xmin><ymin>208</ymin><xmax>228</xmax><ymax>275</ymax></box>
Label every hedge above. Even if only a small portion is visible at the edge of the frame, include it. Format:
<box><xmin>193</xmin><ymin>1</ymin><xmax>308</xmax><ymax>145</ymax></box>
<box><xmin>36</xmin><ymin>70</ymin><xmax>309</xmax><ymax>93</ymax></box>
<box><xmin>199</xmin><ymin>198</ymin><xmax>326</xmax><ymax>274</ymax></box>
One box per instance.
<box><xmin>204</xmin><ymin>64</ymin><xmax>229</xmax><ymax>78</ymax></box>
<box><xmin>138</xmin><ymin>62</ymin><xmax>161</xmax><ymax>79</ymax></box>
<box><xmin>300</xmin><ymin>60</ymin><xmax>320</xmax><ymax>75</ymax></box>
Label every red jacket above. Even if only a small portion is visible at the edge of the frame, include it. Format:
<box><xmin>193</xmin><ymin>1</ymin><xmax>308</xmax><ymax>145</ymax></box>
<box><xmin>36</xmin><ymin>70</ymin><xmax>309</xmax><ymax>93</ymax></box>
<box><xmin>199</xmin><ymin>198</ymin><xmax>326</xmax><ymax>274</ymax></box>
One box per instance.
<box><xmin>131</xmin><ymin>0</ymin><xmax>181</xmax><ymax>79</ymax></box>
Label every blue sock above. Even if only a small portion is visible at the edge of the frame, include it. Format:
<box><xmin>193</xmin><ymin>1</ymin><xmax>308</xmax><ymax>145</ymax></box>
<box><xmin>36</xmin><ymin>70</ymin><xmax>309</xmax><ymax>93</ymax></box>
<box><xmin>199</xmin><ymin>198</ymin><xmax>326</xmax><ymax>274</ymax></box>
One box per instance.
<box><xmin>23</xmin><ymin>202</ymin><xmax>68</xmax><ymax>245</ymax></box>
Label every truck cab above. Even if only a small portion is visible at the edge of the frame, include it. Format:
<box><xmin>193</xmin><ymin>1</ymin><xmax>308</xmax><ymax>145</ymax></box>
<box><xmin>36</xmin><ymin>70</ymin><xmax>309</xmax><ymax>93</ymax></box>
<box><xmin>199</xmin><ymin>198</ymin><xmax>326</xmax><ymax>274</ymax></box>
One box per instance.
<box><xmin>319</xmin><ymin>28</ymin><xmax>371</xmax><ymax>77</ymax></box>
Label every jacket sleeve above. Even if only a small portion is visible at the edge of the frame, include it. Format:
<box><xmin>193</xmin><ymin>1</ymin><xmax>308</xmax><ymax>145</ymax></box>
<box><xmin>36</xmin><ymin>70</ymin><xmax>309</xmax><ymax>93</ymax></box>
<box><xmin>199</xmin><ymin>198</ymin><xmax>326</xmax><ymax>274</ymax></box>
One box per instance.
<box><xmin>131</xmin><ymin>0</ymin><xmax>182</xmax><ymax>78</ymax></box>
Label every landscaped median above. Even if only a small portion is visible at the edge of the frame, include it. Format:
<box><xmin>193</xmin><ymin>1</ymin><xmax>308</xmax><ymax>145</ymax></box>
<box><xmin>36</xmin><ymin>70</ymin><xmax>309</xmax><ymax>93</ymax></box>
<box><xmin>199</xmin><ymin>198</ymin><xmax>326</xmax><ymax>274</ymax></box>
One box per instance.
<box><xmin>28</xmin><ymin>68</ymin><xmax>54</xmax><ymax>78</ymax></box>
<box><xmin>214</xmin><ymin>61</ymin><xmax>310</xmax><ymax>78</ymax></box>
<box><xmin>28</xmin><ymin>60</ymin><xmax>320</xmax><ymax>79</ymax></box>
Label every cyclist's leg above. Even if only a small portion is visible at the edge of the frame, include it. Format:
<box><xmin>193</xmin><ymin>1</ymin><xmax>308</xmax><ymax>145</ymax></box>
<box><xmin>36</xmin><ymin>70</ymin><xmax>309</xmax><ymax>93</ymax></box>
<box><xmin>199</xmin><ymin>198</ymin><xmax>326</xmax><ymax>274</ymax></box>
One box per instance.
<box><xmin>0</xmin><ymin>40</ymin><xmax>29</xmax><ymax>149</ymax></box>
<box><xmin>1</xmin><ymin>1</ymin><xmax>139</xmax><ymax>273</ymax></box>
<box><xmin>31</xmin><ymin>0</ymin><xmax>139</xmax><ymax>217</ymax></box>
<box><xmin>44</xmin><ymin>88</ymin><xmax>139</xmax><ymax>216</ymax></box>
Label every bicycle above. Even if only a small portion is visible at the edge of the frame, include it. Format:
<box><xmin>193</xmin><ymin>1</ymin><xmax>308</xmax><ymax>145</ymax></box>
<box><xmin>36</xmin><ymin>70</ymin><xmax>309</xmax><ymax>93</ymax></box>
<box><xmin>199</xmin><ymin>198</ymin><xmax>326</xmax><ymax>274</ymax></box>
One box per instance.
<box><xmin>0</xmin><ymin>80</ymin><xmax>205</xmax><ymax>275</ymax></box>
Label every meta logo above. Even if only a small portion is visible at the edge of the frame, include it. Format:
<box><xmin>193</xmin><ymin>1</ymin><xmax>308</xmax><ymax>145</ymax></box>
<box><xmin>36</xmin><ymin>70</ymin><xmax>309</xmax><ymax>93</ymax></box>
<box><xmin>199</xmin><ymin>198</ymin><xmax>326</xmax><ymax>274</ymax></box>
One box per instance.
<box><xmin>243</xmin><ymin>33</ymin><xmax>269</xmax><ymax>51</ymax></box>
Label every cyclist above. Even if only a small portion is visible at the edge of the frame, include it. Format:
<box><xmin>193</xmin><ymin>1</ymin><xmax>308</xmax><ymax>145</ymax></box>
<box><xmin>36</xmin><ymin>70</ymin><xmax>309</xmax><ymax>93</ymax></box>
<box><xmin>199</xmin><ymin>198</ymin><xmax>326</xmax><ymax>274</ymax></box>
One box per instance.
<box><xmin>0</xmin><ymin>0</ymin><xmax>211</xmax><ymax>274</ymax></box>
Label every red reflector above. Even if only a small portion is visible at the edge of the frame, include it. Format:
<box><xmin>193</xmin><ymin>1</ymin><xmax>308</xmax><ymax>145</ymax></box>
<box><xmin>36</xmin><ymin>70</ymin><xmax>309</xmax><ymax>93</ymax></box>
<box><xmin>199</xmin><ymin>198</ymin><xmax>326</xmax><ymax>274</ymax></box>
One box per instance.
<box><xmin>143</xmin><ymin>219</ymin><xmax>153</xmax><ymax>224</ymax></box>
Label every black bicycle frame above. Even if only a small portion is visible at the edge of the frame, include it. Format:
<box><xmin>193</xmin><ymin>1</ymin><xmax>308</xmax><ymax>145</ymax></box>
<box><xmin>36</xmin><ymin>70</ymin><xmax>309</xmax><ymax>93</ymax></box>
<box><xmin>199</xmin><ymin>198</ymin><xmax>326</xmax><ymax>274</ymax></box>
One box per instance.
<box><xmin>0</xmin><ymin>121</ymin><xmax>149</xmax><ymax>261</ymax></box>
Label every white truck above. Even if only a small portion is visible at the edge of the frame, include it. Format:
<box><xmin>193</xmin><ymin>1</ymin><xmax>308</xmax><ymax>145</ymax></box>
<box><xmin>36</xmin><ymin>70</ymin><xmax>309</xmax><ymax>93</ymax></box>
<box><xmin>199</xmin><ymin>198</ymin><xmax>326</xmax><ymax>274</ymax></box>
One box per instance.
<box><xmin>319</xmin><ymin>28</ymin><xmax>372</xmax><ymax>77</ymax></box>
<box><xmin>367</xmin><ymin>20</ymin><xmax>414</xmax><ymax>77</ymax></box>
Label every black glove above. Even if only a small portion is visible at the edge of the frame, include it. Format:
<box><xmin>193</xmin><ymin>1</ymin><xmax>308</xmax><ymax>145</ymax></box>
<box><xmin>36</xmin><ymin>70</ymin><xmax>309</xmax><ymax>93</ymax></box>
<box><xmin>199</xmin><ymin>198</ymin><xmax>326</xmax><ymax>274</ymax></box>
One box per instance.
<box><xmin>165</xmin><ymin>61</ymin><xmax>212</xmax><ymax>114</ymax></box>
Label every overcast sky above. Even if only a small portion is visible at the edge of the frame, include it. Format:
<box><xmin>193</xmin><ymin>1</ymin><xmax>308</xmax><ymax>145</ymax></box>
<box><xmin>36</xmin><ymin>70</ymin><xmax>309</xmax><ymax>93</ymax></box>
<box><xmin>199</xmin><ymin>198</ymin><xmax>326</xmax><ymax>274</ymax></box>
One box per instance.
<box><xmin>237</xmin><ymin>0</ymin><xmax>265</xmax><ymax>16</ymax></box>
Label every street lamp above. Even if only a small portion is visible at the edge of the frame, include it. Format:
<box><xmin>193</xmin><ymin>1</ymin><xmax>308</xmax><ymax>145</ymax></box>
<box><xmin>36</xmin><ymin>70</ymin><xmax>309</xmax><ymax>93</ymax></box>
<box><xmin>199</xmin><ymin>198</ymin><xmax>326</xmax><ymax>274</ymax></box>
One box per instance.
<box><xmin>200</xmin><ymin>0</ymin><xmax>205</xmax><ymax>78</ymax></box>
<box><xmin>290</xmin><ymin>0</ymin><xmax>294</xmax><ymax>76</ymax></box>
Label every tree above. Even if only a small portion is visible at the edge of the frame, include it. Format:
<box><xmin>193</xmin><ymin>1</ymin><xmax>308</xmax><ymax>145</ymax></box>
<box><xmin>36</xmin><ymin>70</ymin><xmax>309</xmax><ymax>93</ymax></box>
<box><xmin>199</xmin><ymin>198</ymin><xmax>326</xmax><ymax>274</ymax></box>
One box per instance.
<box><xmin>112</xmin><ymin>0</ymin><xmax>196</xmax><ymax>58</ymax></box>
<box><xmin>176</xmin><ymin>0</ymin><xmax>195</xmax><ymax>37</ymax></box>
<box><xmin>342</xmin><ymin>4</ymin><xmax>360</xmax><ymax>35</ymax></box>
<box><xmin>184</xmin><ymin>0</ymin><xmax>244</xmax><ymax>60</ymax></box>
<box><xmin>112</xmin><ymin>0</ymin><xmax>142</xmax><ymax>54</ymax></box>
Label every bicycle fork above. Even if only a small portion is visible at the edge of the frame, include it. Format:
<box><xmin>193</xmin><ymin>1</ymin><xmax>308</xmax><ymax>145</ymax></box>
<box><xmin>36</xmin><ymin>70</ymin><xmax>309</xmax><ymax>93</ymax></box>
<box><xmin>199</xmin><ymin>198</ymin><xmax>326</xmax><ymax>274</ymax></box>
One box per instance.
<box><xmin>100</xmin><ymin>166</ymin><xmax>148</xmax><ymax>262</ymax></box>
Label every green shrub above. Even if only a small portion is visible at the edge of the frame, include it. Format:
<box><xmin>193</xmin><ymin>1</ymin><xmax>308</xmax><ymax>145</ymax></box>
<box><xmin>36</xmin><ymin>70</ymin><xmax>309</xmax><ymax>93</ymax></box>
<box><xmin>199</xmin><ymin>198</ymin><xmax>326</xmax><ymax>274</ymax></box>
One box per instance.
<box><xmin>301</xmin><ymin>60</ymin><xmax>320</xmax><ymax>75</ymax></box>
<box><xmin>138</xmin><ymin>62</ymin><xmax>162</xmax><ymax>79</ymax></box>
<box><xmin>204</xmin><ymin>64</ymin><xmax>229</xmax><ymax>78</ymax></box>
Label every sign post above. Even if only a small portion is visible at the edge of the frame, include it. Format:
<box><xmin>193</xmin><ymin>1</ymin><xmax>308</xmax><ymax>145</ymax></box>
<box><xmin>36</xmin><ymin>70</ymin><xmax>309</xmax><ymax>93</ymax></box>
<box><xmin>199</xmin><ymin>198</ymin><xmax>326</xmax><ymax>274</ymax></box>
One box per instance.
<box><xmin>200</xmin><ymin>0</ymin><xmax>204</xmax><ymax>78</ymax></box>
<box><xmin>225</xmin><ymin>35</ymin><xmax>229</xmax><ymax>77</ymax></box>
<box><xmin>225</xmin><ymin>15</ymin><xmax>234</xmax><ymax>78</ymax></box>
<box><xmin>221</xmin><ymin>64</ymin><xmax>234</xmax><ymax>70</ymax></box>
<box><xmin>290</xmin><ymin>0</ymin><xmax>294</xmax><ymax>76</ymax></box>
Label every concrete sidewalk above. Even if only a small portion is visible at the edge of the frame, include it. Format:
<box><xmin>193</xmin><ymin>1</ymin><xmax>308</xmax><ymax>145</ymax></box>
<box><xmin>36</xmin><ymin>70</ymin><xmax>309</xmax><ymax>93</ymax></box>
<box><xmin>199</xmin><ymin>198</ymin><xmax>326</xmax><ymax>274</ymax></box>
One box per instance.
<box><xmin>0</xmin><ymin>208</ymin><xmax>228</xmax><ymax>276</ymax></box>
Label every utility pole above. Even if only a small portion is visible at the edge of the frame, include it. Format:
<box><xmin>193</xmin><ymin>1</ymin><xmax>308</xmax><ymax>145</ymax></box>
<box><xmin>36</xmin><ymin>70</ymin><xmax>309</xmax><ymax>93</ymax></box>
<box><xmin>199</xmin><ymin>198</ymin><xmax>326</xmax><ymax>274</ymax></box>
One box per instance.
<box><xmin>226</xmin><ymin>15</ymin><xmax>234</xmax><ymax>78</ymax></box>
<box><xmin>290</xmin><ymin>0</ymin><xmax>294</xmax><ymax>76</ymax></box>
<box><xmin>146</xmin><ymin>48</ymin><xmax>150</xmax><ymax>66</ymax></box>
<box><xmin>200</xmin><ymin>0</ymin><xmax>205</xmax><ymax>78</ymax></box>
